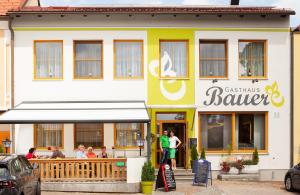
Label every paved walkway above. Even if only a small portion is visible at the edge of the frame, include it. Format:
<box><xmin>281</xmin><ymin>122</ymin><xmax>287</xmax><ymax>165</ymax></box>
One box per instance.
<box><xmin>42</xmin><ymin>180</ymin><xmax>299</xmax><ymax>195</ymax></box>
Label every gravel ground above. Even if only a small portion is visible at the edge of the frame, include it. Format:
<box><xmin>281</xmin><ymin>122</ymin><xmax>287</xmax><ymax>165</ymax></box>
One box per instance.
<box><xmin>42</xmin><ymin>180</ymin><xmax>299</xmax><ymax>195</ymax></box>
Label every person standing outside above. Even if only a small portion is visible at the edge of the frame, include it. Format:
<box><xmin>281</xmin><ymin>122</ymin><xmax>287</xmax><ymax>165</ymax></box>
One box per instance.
<box><xmin>169</xmin><ymin>130</ymin><xmax>182</xmax><ymax>170</ymax></box>
<box><xmin>160</xmin><ymin>129</ymin><xmax>170</xmax><ymax>164</ymax></box>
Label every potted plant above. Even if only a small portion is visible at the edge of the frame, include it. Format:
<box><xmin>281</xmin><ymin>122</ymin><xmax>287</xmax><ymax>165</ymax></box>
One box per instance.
<box><xmin>141</xmin><ymin>161</ymin><xmax>155</xmax><ymax>194</ymax></box>
<box><xmin>200</xmin><ymin>148</ymin><xmax>206</xmax><ymax>160</ymax></box>
<box><xmin>252</xmin><ymin>147</ymin><xmax>259</xmax><ymax>165</ymax></box>
<box><xmin>220</xmin><ymin>161</ymin><xmax>231</xmax><ymax>173</ymax></box>
<box><xmin>190</xmin><ymin>145</ymin><xmax>198</xmax><ymax>172</ymax></box>
<box><xmin>234</xmin><ymin>159</ymin><xmax>245</xmax><ymax>174</ymax></box>
<box><xmin>242</xmin><ymin>148</ymin><xmax>260</xmax><ymax>174</ymax></box>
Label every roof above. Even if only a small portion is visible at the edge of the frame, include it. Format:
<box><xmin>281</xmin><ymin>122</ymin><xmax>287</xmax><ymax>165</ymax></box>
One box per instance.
<box><xmin>7</xmin><ymin>5</ymin><xmax>295</xmax><ymax>15</ymax></box>
<box><xmin>293</xmin><ymin>25</ymin><xmax>300</xmax><ymax>32</ymax></box>
<box><xmin>0</xmin><ymin>0</ymin><xmax>26</xmax><ymax>16</ymax></box>
<box><xmin>0</xmin><ymin>101</ymin><xmax>150</xmax><ymax>123</ymax></box>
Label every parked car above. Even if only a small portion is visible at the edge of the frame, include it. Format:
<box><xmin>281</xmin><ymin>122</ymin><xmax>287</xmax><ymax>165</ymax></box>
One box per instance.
<box><xmin>0</xmin><ymin>154</ymin><xmax>40</xmax><ymax>195</ymax></box>
<box><xmin>285</xmin><ymin>163</ymin><xmax>300</xmax><ymax>192</ymax></box>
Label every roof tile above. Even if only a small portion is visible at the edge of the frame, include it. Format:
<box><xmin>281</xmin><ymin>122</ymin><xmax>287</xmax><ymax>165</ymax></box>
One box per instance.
<box><xmin>0</xmin><ymin>0</ymin><xmax>25</xmax><ymax>16</ymax></box>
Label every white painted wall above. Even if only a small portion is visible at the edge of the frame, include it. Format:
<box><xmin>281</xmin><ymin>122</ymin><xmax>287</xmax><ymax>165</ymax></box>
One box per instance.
<box><xmin>194</xmin><ymin>31</ymin><xmax>291</xmax><ymax>170</ymax></box>
<box><xmin>14</xmin><ymin>30</ymin><xmax>147</xmax><ymax>104</ymax></box>
<box><xmin>127</xmin><ymin>157</ymin><xmax>147</xmax><ymax>183</ymax></box>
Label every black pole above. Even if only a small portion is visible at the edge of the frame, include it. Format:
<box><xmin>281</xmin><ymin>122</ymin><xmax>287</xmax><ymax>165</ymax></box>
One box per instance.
<box><xmin>139</xmin><ymin>146</ymin><xmax>142</xmax><ymax>156</ymax></box>
<box><xmin>5</xmin><ymin>147</ymin><xmax>8</xmax><ymax>154</ymax></box>
<box><xmin>147</xmin><ymin>122</ymin><xmax>151</xmax><ymax>161</ymax></box>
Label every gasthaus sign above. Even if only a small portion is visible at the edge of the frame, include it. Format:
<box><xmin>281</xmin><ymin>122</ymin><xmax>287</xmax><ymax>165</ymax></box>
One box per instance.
<box><xmin>202</xmin><ymin>81</ymin><xmax>285</xmax><ymax>108</ymax></box>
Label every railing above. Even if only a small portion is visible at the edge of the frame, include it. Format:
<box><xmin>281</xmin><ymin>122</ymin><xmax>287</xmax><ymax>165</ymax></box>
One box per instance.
<box><xmin>29</xmin><ymin>158</ymin><xmax>127</xmax><ymax>182</ymax></box>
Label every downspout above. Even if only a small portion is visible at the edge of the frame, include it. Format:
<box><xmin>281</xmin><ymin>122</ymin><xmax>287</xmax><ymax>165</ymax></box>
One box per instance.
<box><xmin>291</xmin><ymin>29</ymin><xmax>294</xmax><ymax>167</ymax></box>
<box><xmin>8</xmin><ymin>16</ymin><xmax>15</xmax><ymax>153</ymax></box>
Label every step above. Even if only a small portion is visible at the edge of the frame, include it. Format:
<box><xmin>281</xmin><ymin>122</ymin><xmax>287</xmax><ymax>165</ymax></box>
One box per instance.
<box><xmin>155</xmin><ymin>169</ymin><xmax>193</xmax><ymax>176</ymax></box>
<box><xmin>217</xmin><ymin>173</ymin><xmax>259</xmax><ymax>181</ymax></box>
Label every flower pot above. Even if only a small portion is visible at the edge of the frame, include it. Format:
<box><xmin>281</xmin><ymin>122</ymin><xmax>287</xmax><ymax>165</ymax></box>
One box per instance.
<box><xmin>141</xmin><ymin>181</ymin><xmax>154</xmax><ymax>194</ymax></box>
<box><xmin>191</xmin><ymin>160</ymin><xmax>198</xmax><ymax>173</ymax></box>
<box><xmin>242</xmin><ymin>165</ymin><xmax>259</xmax><ymax>174</ymax></box>
<box><xmin>228</xmin><ymin>167</ymin><xmax>239</xmax><ymax>174</ymax></box>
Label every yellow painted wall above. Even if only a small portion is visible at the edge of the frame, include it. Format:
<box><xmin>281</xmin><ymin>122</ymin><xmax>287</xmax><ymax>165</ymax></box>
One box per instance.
<box><xmin>147</xmin><ymin>28</ymin><xmax>195</xmax><ymax>105</ymax></box>
<box><xmin>294</xmin><ymin>33</ymin><xmax>300</xmax><ymax>165</ymax></box>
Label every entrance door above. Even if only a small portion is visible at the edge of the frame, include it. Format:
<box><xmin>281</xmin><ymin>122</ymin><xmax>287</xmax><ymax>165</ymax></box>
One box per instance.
<box><xmin>156</xmin><ymin>122</ymin><xmax>186</xmax><ymax>168</ymax></box>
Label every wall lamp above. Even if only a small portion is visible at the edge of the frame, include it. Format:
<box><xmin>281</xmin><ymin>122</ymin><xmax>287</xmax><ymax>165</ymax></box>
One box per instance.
<box><xmin>212</xmin><ymin>79</ymin><xmax>218</xmax><ymax>83</ymax></box>
<box><xmin>252</xmin><ymin>79</ymin><xmax>259</xmax><ymax>84</ymax></box>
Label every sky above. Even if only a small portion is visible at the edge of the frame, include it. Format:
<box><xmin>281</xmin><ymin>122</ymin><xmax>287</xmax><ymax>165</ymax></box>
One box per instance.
<box><xmin>41</xmin><ymin>0</ymin><xmax>300</xmax><ymax>27</ymax></box>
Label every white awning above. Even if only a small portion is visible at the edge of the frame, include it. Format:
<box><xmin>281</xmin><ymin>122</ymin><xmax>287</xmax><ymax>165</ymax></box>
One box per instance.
<box><xmin>0</xmin><ymin>101</ymin><xmax>150</xmax><ymax>124</ymax></box>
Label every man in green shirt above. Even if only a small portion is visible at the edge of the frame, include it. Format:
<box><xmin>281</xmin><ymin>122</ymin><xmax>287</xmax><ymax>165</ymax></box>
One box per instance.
<box><xmin>160</xmin><ymin>129</ymin><xmax>170</xmax><ymax>164</ymax></box>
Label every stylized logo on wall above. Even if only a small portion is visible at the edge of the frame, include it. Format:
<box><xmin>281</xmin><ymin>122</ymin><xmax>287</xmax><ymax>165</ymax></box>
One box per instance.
<box><xmin>149</xmin><ymin>52</ymin><xmax>186</xmax><ymax>101</ymax></box>
<box><xmin>203</xmin><ymin>81</ymin><xmax>285</xmax><ymax>108</ymax></box>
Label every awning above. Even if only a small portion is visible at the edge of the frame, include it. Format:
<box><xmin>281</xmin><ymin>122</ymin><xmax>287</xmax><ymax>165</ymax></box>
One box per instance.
<box><xmin>0</xmin><ymin>101</ymin><xmax>150</xmax><ymax>124</ymax></box>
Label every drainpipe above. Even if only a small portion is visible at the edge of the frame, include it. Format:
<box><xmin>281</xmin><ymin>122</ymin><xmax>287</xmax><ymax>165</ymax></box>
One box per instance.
<box><xmin>147</xmin><ymin>122</ymin><xmax>151</xmax><ymax>161</ymax></box>
<box><xmin>291</xmin><ymin>30</ymin><xmax>294</xmax><ymax>167</ymax></box>
<box><xmin>8</xmin><ymin>16</ymin><xmax>15</xmax><ymax>154</ymax></box>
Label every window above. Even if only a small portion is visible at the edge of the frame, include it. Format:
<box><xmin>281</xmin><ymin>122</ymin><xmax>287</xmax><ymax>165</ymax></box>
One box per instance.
<box><xmin>156</xmin><ymin>113</ymin><xmax>185</xmax><ymax>121</ymax></box>
<box><xmin>160</xmin><ymin>40</ymin><xmax>188</xmax><ymax>78</ymax></box>
<box><xmin>236</xmin><ymin>113</ymin><xmax>266</xmax><ymax>150</ymax></box>
<box><xmin>34</xmin><ymin>41</ymin><xmax>63</xmax><ymax>79</ymax></box>
<box><xmin>114</xmin><ymin>40</ymin><xmax>143</xmax><ymax>79</ymax></box>
<box><xmin>74</xmin><ymin>123</ymin><xmax>104</xmax><ymax>148</ymax></box>
<box><xmin>35</xmin><ymin>124</ymin><xmax>63</xmax><ymax>148</ymax></box>
<box><xmin>239</xmin><ymin>40</ymin><xmax>266</xmax><ymax>78</ymax></box>
<box><xmin>200</xmin><ymin>114</ymin><xmax>232</xmax><ymax>151</ymax></box>
<box><xmin>199</xmin><ymin>112</ymin><xmax>267</xmax><ymax>153</ymax></box>
<box><xmin>11</xmin><ymin>159</ymin><xmax>23</xmax><ymax>174</ymax></box>
<box><xmin>19</xmin><ymin>157</ymin><xmax>33</xmax><ymax>170</ymax></box>
<box><xmin>74</xmin><ymin>41</ymin><xmax>103</xmax><ymax>79</ymax></box>
<box><xmin>115</xmin><ymin>123</ymin><xmax>143</xmax><ymax>148</ymax></box>
<box><xmin>199</xmin><ymin>40</ymin><xmax>227</xmax><ymax>78</ymax></box>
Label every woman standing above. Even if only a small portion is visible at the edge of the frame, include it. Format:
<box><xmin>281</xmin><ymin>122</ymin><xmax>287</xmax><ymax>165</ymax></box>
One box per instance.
<box><xmin>169</xmin><ymin>130</ymin><xmax>182</xmax><ymax>170</ymax></box>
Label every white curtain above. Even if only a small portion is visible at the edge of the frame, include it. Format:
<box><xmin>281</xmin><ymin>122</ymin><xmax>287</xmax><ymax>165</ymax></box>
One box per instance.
<box><xmin>239</xmin><ymin>42</ymin><xmax>264</xmax><ymax>77</ymax></box>
<box><xmin>115</xmin><ymin>123</ymin><xmax>142</xmax><ymax>147</ymax></box>
<box><xmin>254</xmin><ymin>114</ymin><xmax>265</xmax><ymax>150</ymax></box>
<box><xmin>200</xmin><ymin>114</ymin><xmax>232</xmax><ymax>150</ymax></box>
<box><xmin>75</xmin><ymin>42</ymin><xmax>102</xmax><ymax>78</ymax></box>
<box><xmin>200</xmin><ymin>42</ymin><xmax>226</xmax><ymax>77</ymax></box>
<box><xmin>36</xmin><ymin>42</ymin><xmax>63</xmax><ymax>79</ymax></box>
<box><xmin>115</xmin><ymin>41</ymin><xmax>142</xmax><ymax>78</ymax></box>
<box><xmin>36</xmin><ymin>124</ymin><xmax>63</xmax><ymax>148</ymax></box>
<box><xmin>160</xmin><ymin>41</ymin><xmax>187</xmax><ymax>77</ymax></box>
<box><xmin>75</xmin><ymin>123</ymin><xmax>103</xmax><ymax>148</ymax></box>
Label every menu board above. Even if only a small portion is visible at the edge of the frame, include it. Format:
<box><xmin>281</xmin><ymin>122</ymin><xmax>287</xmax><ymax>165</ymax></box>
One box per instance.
<box><xmin>194</xmin><ymin>160</ymin><xmax>209</xmax><ymax>184</ymax></box>
<box><xmin>155</xmin><ymin>164</ymin><xmax>176</xmax><ymax>192</ymax></box>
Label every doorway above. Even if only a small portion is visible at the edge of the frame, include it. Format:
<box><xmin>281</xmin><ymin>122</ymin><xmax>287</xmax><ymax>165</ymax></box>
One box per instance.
<box><xmin>163</xmin><ymin>123</ymin><xmax>186</xmax><ymax>167</ymax></box>
<box><xmin>155</xmin><ymin>112</ymin><xmax>187</xmax><ymax>168</ymax></box>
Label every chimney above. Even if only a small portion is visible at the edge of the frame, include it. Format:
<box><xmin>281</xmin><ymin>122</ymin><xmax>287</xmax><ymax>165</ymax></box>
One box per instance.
<box><xmin>231</xmin><ymin>0</ymin><xmax>240</xmax><ymax>5</ymax></box>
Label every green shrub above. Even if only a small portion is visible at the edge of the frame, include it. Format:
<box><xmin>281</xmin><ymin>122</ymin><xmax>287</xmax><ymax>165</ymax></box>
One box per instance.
<box><xmin>200</xmin><ymin>148</ymin><xmax>206</xmax><ymax>160</ymax></box>
<box><xmin>141</xmin><ymin>161</ymin><xmax>155</xmax><ymax>182</ymax></box>
<box><xmin>226</xmin><ymin>144</ymin><xmax>233</xmax><ymax>155</ymax></box>
<box><xmin>242</xmin><ymin>159</ymin><xmax>254</xmax><ymax>165</ymax></box>
<box><xmin>252</xmin><ymin>147</ymin><xmax>259</xmax><ymax>165</ymax></box>
<box><xmin>191</xmin><ymin>145</ymin><xmax>198</xmax><ymax>161</ymax></box>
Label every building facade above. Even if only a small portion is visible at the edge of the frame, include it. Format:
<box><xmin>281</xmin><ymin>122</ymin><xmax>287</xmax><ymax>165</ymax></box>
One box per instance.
<box><xmin>0</xmin><ymin>3</ymin><xmax>295</xmax><ymax>181</ymax></box>
<box><xmin>293</xmin><ymin>26</ymin><xmax>300</xmax><ymax>165</ymax></box>
<box><xmin>0</xmin><ymin>0</ymin><xmax>26</xmax><ymax>151</ymax></box>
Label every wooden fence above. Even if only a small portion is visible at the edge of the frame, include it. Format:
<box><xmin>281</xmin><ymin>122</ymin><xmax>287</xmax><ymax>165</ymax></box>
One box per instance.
<box><xmin>29</xmin><ymin>158</ymin><xmax>127</xmax><ymax>182</ymax></box>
